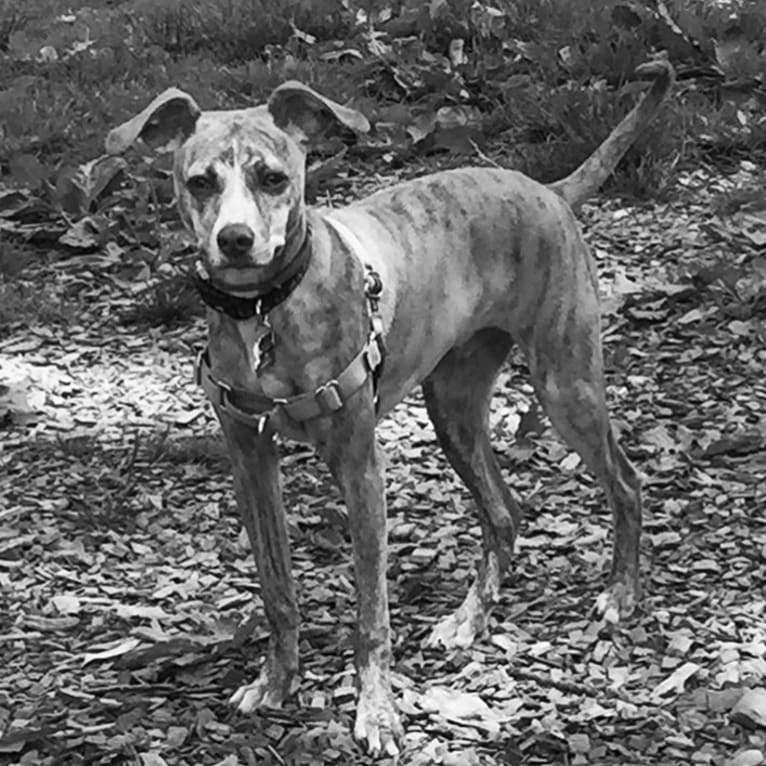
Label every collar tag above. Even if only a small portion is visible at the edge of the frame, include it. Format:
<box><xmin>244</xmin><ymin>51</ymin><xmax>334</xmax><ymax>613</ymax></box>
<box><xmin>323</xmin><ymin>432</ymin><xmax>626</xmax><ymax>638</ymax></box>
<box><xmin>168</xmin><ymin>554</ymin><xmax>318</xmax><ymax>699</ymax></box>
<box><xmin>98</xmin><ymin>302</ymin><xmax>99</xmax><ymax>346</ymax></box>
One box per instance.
<box><xmin>253</xmin><ymin>310</ymin><xmax>276</xmax><ymax>375</ymax></box>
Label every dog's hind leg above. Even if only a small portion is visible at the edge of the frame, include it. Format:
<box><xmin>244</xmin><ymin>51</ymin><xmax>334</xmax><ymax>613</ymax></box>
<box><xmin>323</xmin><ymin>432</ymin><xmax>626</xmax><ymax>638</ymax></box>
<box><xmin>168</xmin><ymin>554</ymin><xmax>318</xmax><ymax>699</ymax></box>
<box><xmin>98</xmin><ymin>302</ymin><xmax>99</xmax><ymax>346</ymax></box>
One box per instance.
<box><xmin>217</xmin><ymin>412</ymin><xmax>300</xmax><ymax>712</ymax></box>
<box><xmin>423</xmin><ymin>327</ymin><xmax>521</xmax><ymax>649</ymax></box>
<box><xmin>522</xmin><ymin>294</ymin><xmax>643</xmax><ymax>624</ymax></box>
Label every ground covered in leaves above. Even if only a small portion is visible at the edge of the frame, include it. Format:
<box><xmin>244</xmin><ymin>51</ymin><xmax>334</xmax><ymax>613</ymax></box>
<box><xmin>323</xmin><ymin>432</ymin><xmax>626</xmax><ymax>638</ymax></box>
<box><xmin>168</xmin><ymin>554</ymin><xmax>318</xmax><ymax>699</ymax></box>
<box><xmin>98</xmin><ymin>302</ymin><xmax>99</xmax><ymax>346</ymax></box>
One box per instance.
<box><xmin>2</xmin><ymin>162</ymin><xmax>766</xmax><ymax>766</ymax></box>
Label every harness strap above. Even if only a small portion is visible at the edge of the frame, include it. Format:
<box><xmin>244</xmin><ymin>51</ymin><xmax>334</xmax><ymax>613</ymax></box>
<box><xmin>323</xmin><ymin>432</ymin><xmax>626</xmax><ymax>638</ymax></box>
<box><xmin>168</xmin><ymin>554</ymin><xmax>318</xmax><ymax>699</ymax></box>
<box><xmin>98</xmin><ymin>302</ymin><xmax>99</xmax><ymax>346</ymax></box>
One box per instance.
<box><xmin>195</xmin><ymin>332</ymin><xmax>382</xmax><ymax>427</ymax></box>
<box><xmin>329</xmin><ymin>216</ymin><xmax>387</xmax><ymax>400</ymax></box>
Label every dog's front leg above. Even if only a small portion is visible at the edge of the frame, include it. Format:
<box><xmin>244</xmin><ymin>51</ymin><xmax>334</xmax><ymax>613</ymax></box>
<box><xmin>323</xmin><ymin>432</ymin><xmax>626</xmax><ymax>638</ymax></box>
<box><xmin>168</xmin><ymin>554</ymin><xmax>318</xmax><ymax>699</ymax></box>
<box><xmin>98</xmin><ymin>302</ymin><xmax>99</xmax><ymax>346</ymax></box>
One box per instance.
<box><xmin>217</xmin><ymin>410</ymin><xmax>300</xmax><ymax>712</ymax></box>
<box><xmin>311</xmin><ymin>389</ymin><xmax>402</xmax><ymax>757</ymax></box>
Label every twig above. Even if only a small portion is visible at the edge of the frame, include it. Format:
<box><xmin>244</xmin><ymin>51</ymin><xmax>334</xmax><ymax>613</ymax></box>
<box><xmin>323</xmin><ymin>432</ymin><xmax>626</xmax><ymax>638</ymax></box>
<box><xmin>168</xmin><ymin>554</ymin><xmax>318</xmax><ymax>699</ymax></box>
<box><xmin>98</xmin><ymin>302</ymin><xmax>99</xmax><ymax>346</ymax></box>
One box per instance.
<box><xmin>510</xmin><ymin>667</ymin><xmax>600</xmax><ymax>697</ymax></box>
<box><xmin>0</xmin><ymin>507</ymin><xmax>25</xmax><ymax>522</ymax></box>
<box><xmin>470</xmin><ymin>139</ymin><xmax>503</xmax><ymax>169</ymax></box>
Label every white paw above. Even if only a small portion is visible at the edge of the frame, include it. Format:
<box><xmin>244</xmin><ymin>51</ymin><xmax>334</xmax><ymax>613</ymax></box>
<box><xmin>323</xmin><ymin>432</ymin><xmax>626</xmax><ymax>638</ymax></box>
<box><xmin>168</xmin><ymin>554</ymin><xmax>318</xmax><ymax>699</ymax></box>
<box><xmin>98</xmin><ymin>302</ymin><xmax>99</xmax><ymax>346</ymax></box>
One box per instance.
<box><xmin>426</xmin><ymin>610</ymin><xmax>478</xmax><ymax>650</ymax></box>
<box><xmin>594</xmin><ymin>579</ymin><xmax>639</xmax><ymax>624</ymax></box>
<box><xmin>229</xmin><ymin>675</ymin><xmax>286</xmax><ymax>712</ymax></box>
<box><xmin>594</xmin><ymin>591</ymin><xmax>620</xmax><ymax>625</ymax></box>
<box><xmin>353</xmin><ymin>688</ymin><xmax>402</xmax><ymax>757</ymax></box>
<box><xmin>425</xmin><ymin>576</ymin><xmax>492</xmax><ymax>650</ymax></box>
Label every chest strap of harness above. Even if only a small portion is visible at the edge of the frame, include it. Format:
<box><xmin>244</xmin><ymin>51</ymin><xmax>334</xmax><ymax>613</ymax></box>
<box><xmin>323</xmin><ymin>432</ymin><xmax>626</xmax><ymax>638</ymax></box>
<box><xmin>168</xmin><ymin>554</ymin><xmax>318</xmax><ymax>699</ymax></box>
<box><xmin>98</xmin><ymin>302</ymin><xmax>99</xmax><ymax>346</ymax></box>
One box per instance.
<box><xmin>193</xmin><ymin>219</ymin><xmax>385</xmax><ymax>432</ymax></box>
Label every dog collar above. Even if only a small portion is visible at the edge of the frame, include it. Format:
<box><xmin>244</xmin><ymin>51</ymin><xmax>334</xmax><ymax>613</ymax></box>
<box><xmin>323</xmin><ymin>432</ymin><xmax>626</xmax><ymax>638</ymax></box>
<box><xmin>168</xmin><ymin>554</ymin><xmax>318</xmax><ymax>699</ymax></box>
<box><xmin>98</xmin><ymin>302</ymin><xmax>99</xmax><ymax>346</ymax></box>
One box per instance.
<box><xmin>192</xmin><ymin>220</ymin><xmax>312</xmax><ymax>321</ymax></box>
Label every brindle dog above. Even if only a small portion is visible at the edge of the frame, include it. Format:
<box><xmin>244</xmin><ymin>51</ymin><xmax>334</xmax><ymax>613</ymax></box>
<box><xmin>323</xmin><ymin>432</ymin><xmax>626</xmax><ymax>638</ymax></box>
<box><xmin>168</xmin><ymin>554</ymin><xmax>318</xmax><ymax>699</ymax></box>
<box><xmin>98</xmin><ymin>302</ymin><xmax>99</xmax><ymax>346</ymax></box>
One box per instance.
<box><xmin>108</xmin><ymin>60</ymin><xmax>673</xmax><ymax>756</ymax></box>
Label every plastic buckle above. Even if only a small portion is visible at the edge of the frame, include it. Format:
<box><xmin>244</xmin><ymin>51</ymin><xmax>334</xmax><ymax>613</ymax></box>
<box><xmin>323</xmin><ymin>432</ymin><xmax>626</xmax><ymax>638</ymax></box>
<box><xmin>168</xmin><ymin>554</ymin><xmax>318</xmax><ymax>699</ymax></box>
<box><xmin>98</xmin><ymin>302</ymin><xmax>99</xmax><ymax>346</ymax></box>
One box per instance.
<box><xmin>365</xmin><ymin>336</ymin><xmax>382</xmax><ymax>372</ymax></box>
<box><xmin>370</xmin><ymin>315</ymin><xmax>384</xmax><ymax>337</ymax></box>
<box><xmin>216</xmin><ymin>380</ymin><xmax>232</xmax><ymax>408</ymax></box>
<box><xmin>315</xmin><ymin>380</ymin><xmax>343</xmax><ymax>413</ymax></box>
<box><xmin>193</xmin><ymin>348</ymin><xmax>205</xmax><ymax>386</ymax></box>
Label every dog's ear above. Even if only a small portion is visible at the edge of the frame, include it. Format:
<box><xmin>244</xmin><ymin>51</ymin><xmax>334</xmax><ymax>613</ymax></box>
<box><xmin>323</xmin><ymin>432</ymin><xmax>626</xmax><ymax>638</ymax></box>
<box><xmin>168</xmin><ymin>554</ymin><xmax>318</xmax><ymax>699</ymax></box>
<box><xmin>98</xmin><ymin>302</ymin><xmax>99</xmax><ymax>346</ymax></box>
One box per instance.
<box><xmin>267</xmin><ymin>81</ymin><xmax>370</xmax><ymax>145</ymax></box>
<box><xmin>105</xmin><ymin>88</ymin><xmax>201</xmax><ymax>155</ymax></box>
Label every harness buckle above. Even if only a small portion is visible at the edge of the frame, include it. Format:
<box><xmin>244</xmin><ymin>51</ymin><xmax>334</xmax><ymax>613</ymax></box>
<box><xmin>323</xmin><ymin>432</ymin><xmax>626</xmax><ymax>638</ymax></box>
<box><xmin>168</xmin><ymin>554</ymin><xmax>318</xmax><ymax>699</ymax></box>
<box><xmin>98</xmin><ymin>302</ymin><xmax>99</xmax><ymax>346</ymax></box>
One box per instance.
<box><xmin>315</xmin><ymin>380</ymin><xmax>343</xmax><ymax>413</ymax></box>
<box><xmin>370</xmin><ymin>315</ymin><xmax>384</xmax><ymax>338</ymax></box>
<box><xmin>216</xmin><ymin>379</ymin><xmax>233</xmax><ymax>408</ymax></box>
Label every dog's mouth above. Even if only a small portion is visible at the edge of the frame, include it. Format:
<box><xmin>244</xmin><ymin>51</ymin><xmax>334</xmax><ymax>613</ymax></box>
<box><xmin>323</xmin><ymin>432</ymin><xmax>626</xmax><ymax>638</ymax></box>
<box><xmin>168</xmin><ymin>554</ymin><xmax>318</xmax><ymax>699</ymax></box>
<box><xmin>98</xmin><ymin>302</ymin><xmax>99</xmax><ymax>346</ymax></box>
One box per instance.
<box><xmin>197</xmin><ymin>262</ymin><xmax>269</xmax><ymax>296</ymax></box>
<box><xmin>191</xmin><ymin>220</ymin><xmax>311</xmax><ymax>319</ymax></box>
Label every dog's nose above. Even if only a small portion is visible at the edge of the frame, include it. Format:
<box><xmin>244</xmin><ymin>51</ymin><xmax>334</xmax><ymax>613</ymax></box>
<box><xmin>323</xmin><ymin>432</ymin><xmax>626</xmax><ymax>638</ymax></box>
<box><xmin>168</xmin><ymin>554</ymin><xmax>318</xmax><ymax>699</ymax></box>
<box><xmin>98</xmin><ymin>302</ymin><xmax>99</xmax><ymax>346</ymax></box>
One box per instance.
<box><xmin>217</xmin><ymin>223</ymin><xmax>255</xmax><ymax>259</ymax></box>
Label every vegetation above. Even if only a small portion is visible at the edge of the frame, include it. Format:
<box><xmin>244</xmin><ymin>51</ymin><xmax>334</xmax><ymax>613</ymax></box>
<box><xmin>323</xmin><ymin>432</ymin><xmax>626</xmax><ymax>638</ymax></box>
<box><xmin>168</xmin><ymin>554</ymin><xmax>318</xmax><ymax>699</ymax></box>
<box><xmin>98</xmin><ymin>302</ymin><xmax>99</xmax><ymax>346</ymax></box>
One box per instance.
<box><xmin>1</xmin><ymin>0</ymin><xmax>764</xmax><ymax>327</ymax></box>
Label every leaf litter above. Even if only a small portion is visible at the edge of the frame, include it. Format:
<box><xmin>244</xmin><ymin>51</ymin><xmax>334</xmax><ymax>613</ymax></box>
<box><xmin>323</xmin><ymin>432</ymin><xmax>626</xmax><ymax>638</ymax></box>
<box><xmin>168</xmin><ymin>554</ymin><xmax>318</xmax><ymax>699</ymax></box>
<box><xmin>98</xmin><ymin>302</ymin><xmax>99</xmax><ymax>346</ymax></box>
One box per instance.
<box><xmin>2</xmin><ymin>157</ymin><xmax>766</xmax><ymax>765</ymax></box>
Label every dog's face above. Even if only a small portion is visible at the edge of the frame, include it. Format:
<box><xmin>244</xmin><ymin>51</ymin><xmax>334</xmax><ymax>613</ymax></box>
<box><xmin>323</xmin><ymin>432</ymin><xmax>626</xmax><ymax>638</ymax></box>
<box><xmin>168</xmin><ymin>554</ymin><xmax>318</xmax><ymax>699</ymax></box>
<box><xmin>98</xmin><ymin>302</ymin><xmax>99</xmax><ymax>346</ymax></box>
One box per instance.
<box><xmin>173</xmin><ymin>111</ymin><xmax>306</xmax><ymax>292</ymax></box>
<box><xmin>106</xmin><ymin>83</ymin><xmax>369</xmax><ymax>295</ymax></box>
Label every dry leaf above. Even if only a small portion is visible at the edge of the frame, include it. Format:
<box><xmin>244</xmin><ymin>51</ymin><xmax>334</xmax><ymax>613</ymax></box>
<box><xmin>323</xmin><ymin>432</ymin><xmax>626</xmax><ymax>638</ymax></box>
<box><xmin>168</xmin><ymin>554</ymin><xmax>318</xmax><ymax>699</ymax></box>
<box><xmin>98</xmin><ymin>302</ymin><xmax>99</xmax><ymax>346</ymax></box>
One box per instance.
<box><xmin>81</xmin><ymin>637</ymin><xmax>141</xmax><ymax>665</ymax></box>
<box><xmin>650</xmin><ymin>662</ymin><xmax>701</xmax><ymax>701</ymax></box>
<box><xmin>731</xmin><ymin>688</ymin><xmax>766</xmax><ymax>730</ymax></box>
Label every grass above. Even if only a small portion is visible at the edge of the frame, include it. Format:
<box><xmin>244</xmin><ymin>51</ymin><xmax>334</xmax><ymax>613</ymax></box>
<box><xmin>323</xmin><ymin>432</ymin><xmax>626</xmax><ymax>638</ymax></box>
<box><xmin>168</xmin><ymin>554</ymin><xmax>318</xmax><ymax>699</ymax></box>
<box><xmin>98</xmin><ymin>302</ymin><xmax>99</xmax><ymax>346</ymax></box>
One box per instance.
<box><xmin>0</xmin><ymin>240</ymin><xmax>37</xmax><ymax>278</ymax></box>
<box><xmin>3</xmin><ymin>0</ymin><xmax>761</xmax><ymax>175</ymax></box>
<box><xmin>0</xmin><ymin>275</ymin><xmax>75</xmax><ymax>335</ymax></box>
<box><xmin>118</xmin><ymin>272</ymin><xmax>205</xmax><ymax>329</ymax></box>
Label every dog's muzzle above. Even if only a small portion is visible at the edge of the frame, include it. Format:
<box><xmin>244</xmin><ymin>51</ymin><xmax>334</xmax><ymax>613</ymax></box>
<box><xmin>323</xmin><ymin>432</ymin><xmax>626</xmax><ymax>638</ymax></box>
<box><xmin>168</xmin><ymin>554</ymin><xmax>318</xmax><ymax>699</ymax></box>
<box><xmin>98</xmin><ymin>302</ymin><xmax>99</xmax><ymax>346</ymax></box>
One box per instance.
<box><xmin>191</xmin><ymin>223</ymin><xmax>312</xmax><ymax>321</ymax></box>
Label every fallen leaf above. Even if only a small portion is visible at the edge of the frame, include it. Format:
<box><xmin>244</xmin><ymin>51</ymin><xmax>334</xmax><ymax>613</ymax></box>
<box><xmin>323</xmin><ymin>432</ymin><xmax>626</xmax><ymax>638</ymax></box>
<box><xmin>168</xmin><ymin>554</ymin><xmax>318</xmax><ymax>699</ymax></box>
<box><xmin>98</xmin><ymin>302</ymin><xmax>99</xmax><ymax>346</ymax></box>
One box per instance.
<box><xmin>51</xmin><ymin>594</ymin><xmax>81</xmax><ymax>615</ymax></box>
<box><xmin>731</xmin><ymin>688</ymin><xmax>766</xmax><ymax>730</ymax></box>
<box><xmin>568</xmin><ymin>733</ymin><xmax>591</xmax><ymax>754</ymax></box>
<box><xmin>139</xmin><ymin>754</ymin><xmax>169</xmax><ymax>766</ymax></box>
<box><xmin>725</xmin><ymin>750</ymin><xmax>764</xmax><ymax>766</ymax></box>
<box><xmin>650</xmin><ymin>662</ymin><xmax>701</xmax><ymax>701</ymax></box>
<box><xmin>81</xmin><ymin>637</ymin><xmax>141</xmax><ymax>665</ymax></box>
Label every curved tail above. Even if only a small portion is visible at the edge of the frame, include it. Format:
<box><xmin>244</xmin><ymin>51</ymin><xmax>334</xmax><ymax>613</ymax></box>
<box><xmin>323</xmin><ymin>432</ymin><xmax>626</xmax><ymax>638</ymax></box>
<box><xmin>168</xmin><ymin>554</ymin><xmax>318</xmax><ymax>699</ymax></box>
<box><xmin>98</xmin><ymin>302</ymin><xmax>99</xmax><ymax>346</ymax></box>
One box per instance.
<box><xmin>548</xmin><ymin>60</ymin><xmax>675</xmax><ymax>211</ymax></box>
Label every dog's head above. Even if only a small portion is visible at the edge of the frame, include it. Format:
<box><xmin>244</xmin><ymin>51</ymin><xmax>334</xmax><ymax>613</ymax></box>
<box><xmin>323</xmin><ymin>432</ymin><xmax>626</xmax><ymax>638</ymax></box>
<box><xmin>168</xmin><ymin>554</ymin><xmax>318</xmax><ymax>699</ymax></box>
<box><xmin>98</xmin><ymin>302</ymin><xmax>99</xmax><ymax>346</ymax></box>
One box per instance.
<box><xmin>107</xmin><ymin>83</ymin><xmax>369</xmax><ymax>294</ymax></box>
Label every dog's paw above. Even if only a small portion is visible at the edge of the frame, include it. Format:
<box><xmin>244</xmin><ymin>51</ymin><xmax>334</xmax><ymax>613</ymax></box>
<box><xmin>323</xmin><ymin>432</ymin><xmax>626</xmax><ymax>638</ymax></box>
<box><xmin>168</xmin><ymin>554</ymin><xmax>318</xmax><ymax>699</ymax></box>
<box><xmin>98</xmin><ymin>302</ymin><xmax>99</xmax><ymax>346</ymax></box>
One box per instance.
<box><xmin>354</xmin><ymin>684</ymin><xmax>402</xmax><ymax>758</ymax></box>
<box><xmin>230</xmin><ymin>671</ymin><xmax>290</xmax><ymax>713</ymax></box>
<box><xmin>425</xmin><ymin>578</ymin><xmax>491</xmax><ymax>650</ymax></box>
<box><xmin>426</xmin><ymin>608</ymin><xmax>482</xmax><ymax>650</ymax></box>
<box><xmin>595</xmin><ymin>579</ymin><xmax>639</xmax><ymax>624</ymax></box>
<box><xmin>426</xmin><ymin>556</ymin><xmax>500</xmax><ymax>650</ymax></box>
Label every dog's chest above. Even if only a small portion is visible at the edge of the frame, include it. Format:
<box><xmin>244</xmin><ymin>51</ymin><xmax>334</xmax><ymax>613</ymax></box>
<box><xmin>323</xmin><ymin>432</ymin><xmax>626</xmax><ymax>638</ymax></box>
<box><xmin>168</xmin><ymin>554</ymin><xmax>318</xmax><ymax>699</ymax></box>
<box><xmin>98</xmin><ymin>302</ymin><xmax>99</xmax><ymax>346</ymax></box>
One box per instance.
<box><xmin>205</xmin><ymin>313</ymin><xmax>321</xmax><ymax>443</ymax></box>
<box><xmin>208</xmin><ymin>315</ymin><xmax>292</xmax><ymax>396</ymax></box>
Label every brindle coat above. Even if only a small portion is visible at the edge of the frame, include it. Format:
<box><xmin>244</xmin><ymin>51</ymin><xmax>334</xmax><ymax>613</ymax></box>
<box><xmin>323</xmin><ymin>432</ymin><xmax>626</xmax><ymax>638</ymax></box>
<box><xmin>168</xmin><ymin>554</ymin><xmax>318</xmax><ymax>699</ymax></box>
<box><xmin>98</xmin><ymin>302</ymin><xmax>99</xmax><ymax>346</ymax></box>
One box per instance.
<box><xmin>107</xmin><ymin>60</ymin><xmax>673</xmax><ymax>756</ymax></box>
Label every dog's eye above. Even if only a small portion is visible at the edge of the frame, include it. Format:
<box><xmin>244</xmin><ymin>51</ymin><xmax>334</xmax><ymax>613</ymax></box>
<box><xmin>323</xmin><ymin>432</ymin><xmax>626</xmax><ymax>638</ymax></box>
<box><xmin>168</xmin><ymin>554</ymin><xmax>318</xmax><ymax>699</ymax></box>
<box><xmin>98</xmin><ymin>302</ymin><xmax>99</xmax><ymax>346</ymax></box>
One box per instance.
<box><xmin>187</xmin><ymin>174</ymin><xmax>216</xmax><ymax>195</ymax></box>
<box><xmin>261</xmin><ymin>170</ymin><xmax>288</xmax><ymax>193</ymax></box>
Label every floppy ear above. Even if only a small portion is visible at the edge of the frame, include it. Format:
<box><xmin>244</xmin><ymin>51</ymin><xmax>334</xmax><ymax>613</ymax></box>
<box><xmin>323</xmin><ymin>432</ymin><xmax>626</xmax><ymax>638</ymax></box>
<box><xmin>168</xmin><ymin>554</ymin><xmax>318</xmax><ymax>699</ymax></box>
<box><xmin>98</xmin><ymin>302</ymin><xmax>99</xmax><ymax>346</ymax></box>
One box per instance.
<box><xmin>105</xmin><ymin>88</ymin><xmax>201</xmax><ymax>155</ymax></box>
<box><xmin>267</xmin><ymin>81</ymin><xmax>370</xmax><ymax>145</ymax></box>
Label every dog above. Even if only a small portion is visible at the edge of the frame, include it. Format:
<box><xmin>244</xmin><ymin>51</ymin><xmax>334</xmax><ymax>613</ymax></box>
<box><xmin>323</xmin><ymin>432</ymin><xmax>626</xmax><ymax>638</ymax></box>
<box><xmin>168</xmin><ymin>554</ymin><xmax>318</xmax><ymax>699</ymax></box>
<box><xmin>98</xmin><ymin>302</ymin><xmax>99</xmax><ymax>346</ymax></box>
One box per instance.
<box><xmin>107</xmin><ymin>60</ymin><xmax>673</xmax><ymax>756</ymax></box>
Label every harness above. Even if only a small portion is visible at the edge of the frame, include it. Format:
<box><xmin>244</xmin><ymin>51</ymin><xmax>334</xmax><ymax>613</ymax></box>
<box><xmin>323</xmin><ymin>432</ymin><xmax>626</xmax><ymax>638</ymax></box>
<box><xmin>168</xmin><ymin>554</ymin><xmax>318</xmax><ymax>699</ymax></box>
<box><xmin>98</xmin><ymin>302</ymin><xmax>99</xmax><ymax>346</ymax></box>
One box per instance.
<box><xmin>192</xmin><ymin>218</ymin><xmax>385</xmax><ymax>434</ymax></box>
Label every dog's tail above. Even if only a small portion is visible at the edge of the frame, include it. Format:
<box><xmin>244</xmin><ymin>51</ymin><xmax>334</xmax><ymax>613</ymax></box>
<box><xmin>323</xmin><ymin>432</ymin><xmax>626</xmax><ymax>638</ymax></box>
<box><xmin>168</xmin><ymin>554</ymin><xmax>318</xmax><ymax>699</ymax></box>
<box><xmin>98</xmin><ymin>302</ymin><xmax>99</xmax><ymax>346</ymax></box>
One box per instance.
<box><xmin>548</xmin><ymin>59</ymin><xmax>675</xmax><ymax>211</ymax></box>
